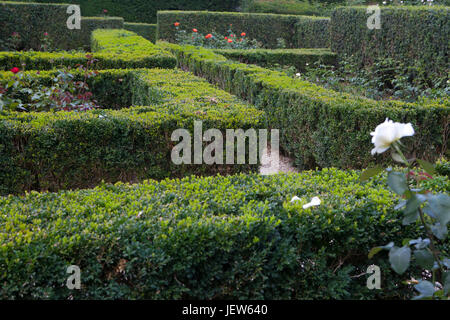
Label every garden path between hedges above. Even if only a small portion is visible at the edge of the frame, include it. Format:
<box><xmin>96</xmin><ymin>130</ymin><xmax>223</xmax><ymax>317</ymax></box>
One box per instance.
<box><xmin>259</xmin><ymin>146</ymin><xmax>298</xmax><ymax>175</ymax></box>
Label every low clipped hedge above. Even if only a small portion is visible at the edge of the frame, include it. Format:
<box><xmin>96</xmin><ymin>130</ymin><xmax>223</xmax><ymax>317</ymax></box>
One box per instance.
<box><xmin>0</xmin><ymin>1</ymin><xmax>123</xmax><ymax>50</ymax></box>
<box><xmin>160</xmin><ymin>42</ymin><xmax>450</xmax><ymax>170</ymax></box>
<box><xmin>0</xmin><ymin>29</ymin><xmax>176</xmax><ymax>70</ymax></box>
<box><xmin>296</xmin><ymin>17</ymin><xmax>330</xmax><ymax>48</ymax></box>
<box><xmin>1</xmin><ymin>169</ymin><xmax>448</xmax><ymax>299</ymax></box>
<box><xmin>330</xmin><ymin>6</ymin><xmax>450</xmax><ymax>75</ymax></box>
<box><xmin>76</xmin><ymin>17</ymin><xmax>125</xmax><ymax>50</ymax></box>
<box><xmin>0</xmin><ymin>68</ymin><xmax>264</xmax><ymax>195</ymax></box>
<box><xmin>124</xmin><ymin>22</ymin><xmax>157</xmax><ymax>43</ymax></box>
<box><xmin>213</xmin><ymin>48</ymin><xmax>336</xmax><ymax>71</ymax></box>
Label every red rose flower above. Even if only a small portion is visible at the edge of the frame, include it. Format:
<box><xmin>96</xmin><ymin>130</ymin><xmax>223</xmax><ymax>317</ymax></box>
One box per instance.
<box><xmin>192</xmin><ymin>28</ymin><xmax>198</xmax><ymax>32</ymax></box>
<box><xmin>205</xmin><ymin>34</ymin><xmax>212</xmax><ymax>39</ymax></box>
<box><xmin>44</xmin><ymin>32</ymin><xmax>49</xmax><ymax>36</ymax></box>
<box><xmin>227</xmin><ymin>39</ymin><xmax>233</xmax><ymax>43</ymax></box>
<box><xmin>10</xmin><ymin>67</ymin><xmax>20</xmax><ymax>74</ymax></box>
<box><xmin>103</xmin><ymin>9</ymin><xmax>108</xmax><ymax>13</ymax></box>
<box><xmin>174</xmin><ymin>22</ymin><xmax>180</xmax><ymax>27</ymax></box>
<box><xmin>241</xmin><ymin>32</ymin><xmax>246</xmax><ymax>37</ymax></box>
<box><xmin>224</xmin><ymin>36</ymin><xmax>228</xmax><ymax>40</ymax></box>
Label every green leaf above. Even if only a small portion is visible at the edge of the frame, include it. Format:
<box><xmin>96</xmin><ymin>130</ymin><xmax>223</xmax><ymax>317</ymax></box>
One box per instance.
<box><xmin>426</xmin><ymin>194</ymin><xmax>450</xmax><ymax>227</ymax></box>
<box><xmin>387</xmin><ymin>172</ymin><xmax>408</xmax><ymax>196</ymax></box>
<box><xmin>430</xmin><ymin>222</ymin><xmax>448</xmax><ymax>240</ymax></box>
<box><xmin>392</xmin><ymin>152</ymin><xmax>407</xmax><ymax>164</ymax></box>
<box><xmin>389</xmin><ymin>246</ymin><xmax>411</xmax><ymax>275</ymax></box>
<box><xmin>413</xmin><ymin>280</ymin><xmax>435</xmax><ymax>300</ymax></box>
<box><xmin>360</xmin><ymin>166</ymin><xmax>383</xmax><ymax>182</ymax></box>
<box><xmin>414</xmin><ymin>249</ymin><xmax>434</xmax><ymax>269</ymax></box>
<box><xmin>402</xmin><ymin>195</ymin><xmax>420</xmax><ymax>225</ymax></box>
<box><xmin>368</xmin><ymin>242</ymin><xmax>394</xmax><ymax>259</ymax></box>
<box><xmin>417</xmin><ymin>159</ymin><xmax>436</xmax><ymax>176</ymax></box>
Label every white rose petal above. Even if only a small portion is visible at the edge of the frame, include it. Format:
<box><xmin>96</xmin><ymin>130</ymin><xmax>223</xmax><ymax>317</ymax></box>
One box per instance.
<box><xmin>290</xmin><ymin>196</ymin><xmax>301</xmax><ymax>203</ymax></box>
<box><xmin>302</xmin><ymin>197</ymin><xmax>321</xmax><ymax>209</ymax></box>
<box><xmin>370</xmin><ymin>118</ymin><xmax>414</xmax><ymax>155</ymax></box>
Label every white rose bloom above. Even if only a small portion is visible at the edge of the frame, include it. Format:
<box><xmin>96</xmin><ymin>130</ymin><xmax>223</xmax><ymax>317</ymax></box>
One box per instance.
<box><xmin>290</xmin><ymin>196</ymin><xmax>301</xmax><ymax>202</ymax></box>
<box><xmin>370</xmin><ymin>118</ymin><xmax>414</xmax><ymax>155</ymax></box>
<box><xmin>302</xmin><ymin>197</ymin><xmax>321</xmax><ymax>209</ymax></box>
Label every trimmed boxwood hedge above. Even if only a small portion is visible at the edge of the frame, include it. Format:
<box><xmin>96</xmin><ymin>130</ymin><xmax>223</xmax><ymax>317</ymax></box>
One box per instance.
<box><xmin>213</xmin><ymin>48</ymin><xmax>336</xmax><ymax>71</ymax></box>
<box><xmin>12</xmin><ymin>0</ymin><xmax>241</xmax><ymax>23</ymax></box>
<box><xmin>295</xmin><ymin>16</ymin><xmax>330</xmax><ymax>48</ymax></box>
<box><xmin>159</xmin><ymin>42</ymin><xmax>450</xmax><ymax>170</ymax></box>
<box><xmin>157</xmin><ymin>10</ymin><xmax>331</xmax><ymax>49</ymax></box>
<box><xmin>330</xmin><ymin>6</ymin><xmax>450</xmax><ymax>75</ymax></box>
<box><xmin>242</xmin><ymin>0</ymin><xmax>325</xmax><ymax>16</ymax></box>
<box><xmin>0</xmin><ymin>29</ymin><xmax>176</xmax><ymax>70</ymax></box>
<box><xmin>0</xmin><ymin>169</ymin><xmax>448</xmax><ymax>299</ymax></box>
<box><xmin>0</xmin><ymin>68</ymin><xmax>264</xmax><ymax>194</ymax></box>
<box><xmin>0</xmin><ymin>1</ymin><xmax>123</xmax><ymax>51</ymax></box>
<box><xmin>124</xmin><ymin>22</ymin><xmax>157</xmax><ymax>43</ymax></box>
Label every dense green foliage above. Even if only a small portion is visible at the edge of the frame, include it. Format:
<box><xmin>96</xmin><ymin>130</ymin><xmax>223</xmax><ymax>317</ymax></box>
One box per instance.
<box><xmin>295</xmin><ymin>17</ymin><xmax>330</xmax><ymax>48</ymax></box>
<box><xmin>11</xmin><ymin>0</ymin><xmax>241</xmax><ymax>23</ymax></box>
<box><xmin>0</xmin><ymin>30</ymin><xmax>176</xmax><ymax>70</ymax></box>
<box><xmin>124</xmin><ymin>23</ymin><xmax>157</xmax><ymax>43</ymax></box>
<box><xmin>160</xmin><ymin>42</ymin><xmax>449</xmax><ymax>170</ymax></box>
<box><xmin>0</xmin><ymin>1</ymin><xmax>123</xmax><ymax>50</ymax></box>
<box><xmin>157</xmin><ymin>10</ymin><xmax>330</xmax><ymax>49</ymax></box>
<box><xmin>1</xmin><ymin>169</ymin><xmax>448</xmax><ymax>299</ymax></box>
<box><xmin>330</xmin><ymin>6</ymin><xmax>450</xmax><ymax>75</ymax></box>
<box><xmin>242</xmin><ymin>0</ymin><xmax>330</xmax><ymax>16</ymax></box>
<box><xmin>0</xmin><ymin>68</ymin><xmax>263</xmax><ymax>194</ymax></box>
<box><xmin>214</xmin><ymin>48</ymin><xmax>336</xmax><ymax>72</ymax></box>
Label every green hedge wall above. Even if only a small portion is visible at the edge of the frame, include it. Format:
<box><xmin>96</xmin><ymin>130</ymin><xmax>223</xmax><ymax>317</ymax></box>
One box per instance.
<box><xmin>0</xmin><ymin>30</ymin><xmax>176</xmax><ymax>70</ymax></box>
<box><xmin>157</xmin><ymin>10</ymin><xmax>317</xmax><ymax>49</ymax></box>
<box><xmin>242</xmin><ymin>0</ymin><xmax>325</xmax><ymax>16</ymax></box>
<box><xmin>157</xmin><ymin>10</ymin><xmax>332</xmax><ymax>48</ymax></box>
<box><xmin>160</xmin><ymin>42</ymin><xmax>450</xmax><ymax>170</ymax></box>
<box><xmin>124</xmin><ymin>22</ymin><xmax>157</xmax><ymax>43</ymax></box>
<box><xmin>0</xmin><ymin>68</ymin><xmax>264</xmax><ymax>194</ymax></box>
<box><xmin>296</xmin><ymin>17</ymin><xmax>330</xmax><ymax>48</ymax></box>
<box><xmin>330</xmin><ymin>6</ymin><xmax>450</xmax><ymax>75</ymax></box>
<box><xmin>12</xmin><ymin>0</ymin><xmax>241</xmax><ymax>23</ymax></box>
<box><xmin>213</xmin><ymin>48</ymin><xmax>336</xmax><ymax>71</ymax></box>
<box><xmin>0</xmin><ymin>1</ymin><xmax>123</xmax><ymax>50</ymax></box>
<box><xmin>1</xmin><ymin>169</ymin><xmax>448</xmax><ymax>299</ymax></box>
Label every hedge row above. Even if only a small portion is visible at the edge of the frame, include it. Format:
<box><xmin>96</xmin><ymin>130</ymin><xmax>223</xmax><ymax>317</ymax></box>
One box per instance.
<box><xmin>12</xmin><ymin>0</ymin><xmax>241</xmax><ymax>23</ymax></box>
<box><xmin>295</xmin><ymin>16</ymin><xmax>330</xmax><ymax>48</ymax></box>
<box><xmin>0</xmin><ymin>1</ymin><xmax>123</xmax><ymax>51</ymax></box>
<box><xmin>157</xmin><ymin>10</ymin><xmax>331</xmax><ymax>49</ymax></box>
<box><xmin>1</xmin><ymin>169</ymin><xmax>448</xmax><ymax>299</ymax></box>
<box><xmin>241</xmin><ymin>0</ymin><xmax>326</xmax><ymax>16</ymax></box>
<box><xmin>0</xmin><ymin>30</ymin><xmax>176</xmax><ymax>70</ymax></box>
<box><xmin>213</xmin><ymin>48</ymin><xmax>336</xmax><ymax>71</ymax></box>
<box><xmin>0</xmin><ymin>68</ymin><xmax>264</xmax><ymax>194</ymax></box>
<box><xmin>159</xmin><ymin>42</ymin><xmax>450</xmax><ymax>170</ymax></box>
<box><xmin>124</xmin><ymin>22</ymin><xmax>157</xmax><ymax>43</ymax></box>
<box><xmin>330</xmin><ymin>6</ymin><xmax>450</xmax><ymax>75</ymax></box>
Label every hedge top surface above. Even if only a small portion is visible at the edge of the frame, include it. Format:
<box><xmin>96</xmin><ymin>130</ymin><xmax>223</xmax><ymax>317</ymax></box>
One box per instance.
<box><xmin>0</xmin><ymin>68</ymin><xmax>263</xmax><ymax>127</ymax></box>
<box><xmin>91</xmin><ymin>29</ymin><xmax>165</xmax><ymax>56</ymax></box>
<box><xmin>1</xmin><ymin>168</ymin><xmax>447</xmax><ymax>252</ymax></box>
<box><xmin>161</xmin><ymin>42</ymin><xmax>449</xmax><ymax>112</ymax></box>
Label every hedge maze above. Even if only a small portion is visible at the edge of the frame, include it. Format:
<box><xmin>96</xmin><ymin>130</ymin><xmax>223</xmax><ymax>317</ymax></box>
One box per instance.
<box><xmin>0</xmin><ymin>1</ymin><xmax>449</xmax><ymax>300</ymax></box>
